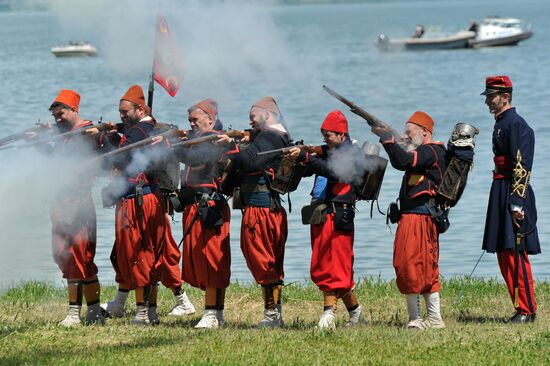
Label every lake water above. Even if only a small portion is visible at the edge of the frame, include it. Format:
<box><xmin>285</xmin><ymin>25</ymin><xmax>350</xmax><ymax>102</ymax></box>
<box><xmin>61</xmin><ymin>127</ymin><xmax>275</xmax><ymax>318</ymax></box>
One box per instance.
<box><xmin>0</xmin><ymin>0</ymin><xmax>549</xmax><ymax>289</ymax></box>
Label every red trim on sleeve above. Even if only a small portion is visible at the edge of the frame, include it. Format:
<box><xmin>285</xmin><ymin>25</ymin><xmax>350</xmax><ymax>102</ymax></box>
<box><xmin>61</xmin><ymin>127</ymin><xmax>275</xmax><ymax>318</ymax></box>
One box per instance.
<box><xmin>381</xmin><ymin>135</ymin><xmax>395</xmax><ymax>144</ymax></box>
<box><xmin>225</xmin><ymin>143</ymin><xmax>240</xmax><ymax>155</ymax></box>
<box><xmin>411</xmin><ymin>150</ymin><xmax>418</xmax><ymax>167</ymax></box>
<box><xmin>118</xmin><ymin>135</ymin><xmax>127</xmax><ymax>147</ymax></box>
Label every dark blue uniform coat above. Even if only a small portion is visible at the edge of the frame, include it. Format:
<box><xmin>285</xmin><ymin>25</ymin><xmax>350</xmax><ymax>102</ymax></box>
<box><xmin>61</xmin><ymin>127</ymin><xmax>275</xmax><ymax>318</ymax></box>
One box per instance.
<box><xmin>482</xmin><ymin>108</ymin><xmax>540</xmax><ymax>254</ymax></box>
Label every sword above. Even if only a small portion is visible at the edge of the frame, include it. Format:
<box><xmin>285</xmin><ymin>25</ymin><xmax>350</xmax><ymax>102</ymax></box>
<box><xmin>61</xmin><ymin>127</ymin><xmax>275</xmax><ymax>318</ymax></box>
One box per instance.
<box><xmin>512</xmin><ymin>218</ymin><xmax>523</xmax><ymax>308</ymax></box>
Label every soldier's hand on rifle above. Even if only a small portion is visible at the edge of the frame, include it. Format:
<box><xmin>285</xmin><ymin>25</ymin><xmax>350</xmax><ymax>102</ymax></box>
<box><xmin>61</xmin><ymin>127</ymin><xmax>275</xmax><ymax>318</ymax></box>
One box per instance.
<box><xmin>174</xmin><ymin>129</ymin><xmax>188</xmax><ymax>140</ymax></box>
<box><xmin>26</xmin><ymin>123</ymin><xmax>51</xmax><ymax>140</ymax></box>
<box><xmin>151</xmin><ymin>135</ymin><xmax>164</xmax><ymax>145</ymax></box>
<box><xmin>284</xmin><ymin>146</ymin><xmax>302</xmax><ymax>161</ymax></box>
<box><xmin>84</xmin><ymin>127</ymin><xmax>100</xmax><ymax>135</ymax></box>
<box><xmin>215</xmin><ymin>134</ymin><xmax>233</xmax><ymax>145</ymax></box>
<box><xmin>371</xmin><ymin>126</ymin><xmax>394</xmax><ymax>141</ymax></box>
<box><xmin>239</xmin><ymin>134</ymin><xmax>250</xmax><ymax>143</ymax></box>
<box><xmin>85</xmin><ymin>122</ymin><xmax>117</xmax><ymax>136</ymax></box>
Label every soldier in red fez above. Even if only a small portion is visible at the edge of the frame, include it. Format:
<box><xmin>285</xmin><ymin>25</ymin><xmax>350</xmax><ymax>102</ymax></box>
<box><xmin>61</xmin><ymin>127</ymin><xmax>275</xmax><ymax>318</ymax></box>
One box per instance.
<box><xmin>286</xmin><ymin>110</ymin><xmax>363</xmax><ymax>330</ymax></box>
<box><xmin>218</xmin><ymin>96</ymin><xmax>290</xmax><ymax>328</ymax></box>
<box><xmin>86</xmin><ymin>85</ymin><xmax>193</xmax><ymax>325</ymax></box>
<box><xmin>371</xmin><ymin>110</ymin><xmax>446</xmax><ymax>329</ymax></box>
<box><xmin>481</xmin><ymin>75</ymin><xmax>540</xmax><ymax>323</ymax></box>
<box><xmin>174</xmin><ymin>98</ymin><xmax>238</xmax><ymax>328</ymax></box>
<box><xmin>27</xmin><ymin>89</ymin><xmax>105</xmax><ymax>326</ymax></box>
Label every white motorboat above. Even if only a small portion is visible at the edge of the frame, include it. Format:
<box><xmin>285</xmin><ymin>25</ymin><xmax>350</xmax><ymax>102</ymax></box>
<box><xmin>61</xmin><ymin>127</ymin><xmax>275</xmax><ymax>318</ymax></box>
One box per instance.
<box><xmin>467</xmin><ymin>17</ymin><xmax>533</xmax><ymax>48</ymax></box>
<box><xmin>51</xmin><ymin>42</ymin><xmax>98</xmax><ymax>57</ymax></box>
<box><xmin>376</xmin><ymin>30</ymin><xmax>475</xmax><ymax>51</ymax></box>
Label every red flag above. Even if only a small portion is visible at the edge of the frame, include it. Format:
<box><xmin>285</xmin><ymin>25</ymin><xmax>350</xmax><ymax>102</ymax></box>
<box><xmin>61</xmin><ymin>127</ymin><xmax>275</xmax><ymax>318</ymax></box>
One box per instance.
<box><xmin>153</xmin><ymin>15</ymin><xmax>183</xmax><ymax>97</ymax></box>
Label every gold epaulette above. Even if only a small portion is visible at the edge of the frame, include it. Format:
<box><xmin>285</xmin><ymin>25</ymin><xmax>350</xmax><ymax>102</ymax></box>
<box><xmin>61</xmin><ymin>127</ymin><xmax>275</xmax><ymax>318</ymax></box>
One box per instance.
<box><xmin>511</xmin><ymin>150</ymin><xmax>530</xmax><ymax>198</ymax></box>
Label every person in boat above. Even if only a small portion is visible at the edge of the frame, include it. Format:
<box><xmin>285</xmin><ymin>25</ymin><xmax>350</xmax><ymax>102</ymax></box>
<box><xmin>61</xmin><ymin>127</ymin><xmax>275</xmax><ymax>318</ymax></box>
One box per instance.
<box><xmin>481</xmin><ymin>75</ymin><xmax>540</xmax><ymax>323</ymax></box>
<box><xmin>218</xmin><ymin>96</ymin><xmax>290</xmax><ymax>328</ymax></box>
<box><xmin>371</xmin><ymin>111</ymin><xmax>446</xmax><ymax>330</ymax></box>
<box><xmin>285</xmin><ymin>110</ymin><xmax>363</xmax><ymax>330</ymax></box>
<box><xmin>174</xmin><ymin>98</ymin><xmax>238</xmax><ymax>328</ymax></box>
<box><xmin>86</xmin><ymin>85</ymin><xmax>193</xmax><ymax>325</ymax></box>
<box><xmin>27</xmin><ymin>90</ymin><xmax>105</xmax><ymax>326</ymax></box>
<box><xmin>414</xmin><ymin>24</ymin><xmax>425</xmax><ymax>38</ymax></box>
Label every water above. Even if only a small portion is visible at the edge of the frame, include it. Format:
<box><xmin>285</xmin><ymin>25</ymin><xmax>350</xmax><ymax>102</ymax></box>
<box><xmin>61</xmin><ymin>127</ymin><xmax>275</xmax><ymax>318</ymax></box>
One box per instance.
<box><xmin>0</xmin><ymin>0</ymin><xmax>549</xmax><ymax>288</ymax></box>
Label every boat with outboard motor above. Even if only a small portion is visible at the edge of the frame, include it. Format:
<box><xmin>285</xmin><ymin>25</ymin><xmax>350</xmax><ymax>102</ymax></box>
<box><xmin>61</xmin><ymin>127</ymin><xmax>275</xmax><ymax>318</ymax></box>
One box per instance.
<box><xmin>376</xmin><ymin>30</ymin><xmax>475</xmax><ymax>51</ymax></box>
<box><xmin>51</xmin><ymin>42</ymin><xmax>98</xmax><ymax>57</ymax></box>
<box><xmin>467</xmin><ymin>17</ymin><xmax>533</xmax><ymax>48</ymax></box>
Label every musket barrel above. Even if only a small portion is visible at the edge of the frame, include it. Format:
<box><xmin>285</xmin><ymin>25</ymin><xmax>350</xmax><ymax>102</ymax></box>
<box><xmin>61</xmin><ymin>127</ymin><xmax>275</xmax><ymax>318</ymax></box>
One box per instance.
<box><xmin>94</xmin><ymin>129</ymin><xmax>174</xmax><ymax>162</ymax></box>
<box><xmin>322</xmin><ymin>85</ymin><xmax>387</xmax><ymax>128</ymax></box>
<box><xmin>171</xmin><ymin>130</ymin><xmax>248</xmax><ymax>149</ymax></box>
<box><xmin>171</xmin><ymin>134</ymin><xmax>218</xmax><ymax>148</ymax></box>
<box><xmin>256</xmin><ymin>147</ymin><xmax>289</xmax><ymax>156</ymax></box>
<box><xmin>0</xmin><ymin>125</ymin><xmax>42</xmax><ymax>147</ymax></box>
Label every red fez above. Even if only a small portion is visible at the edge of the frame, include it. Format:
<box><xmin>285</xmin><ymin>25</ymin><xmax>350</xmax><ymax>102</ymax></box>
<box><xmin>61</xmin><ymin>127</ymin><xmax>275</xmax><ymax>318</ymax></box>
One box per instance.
<box><xmin>52</xmin><ymin>89</ymin><xmax>80</xmax><ymax>112</ymax></box>
<box><xmin>407</xmin><ymin>110</ymin><xmax>434</xmax><ymax>133</ymax></box>
<box><xmin>190</xmin><ymin>98</ymin><xmax>218</xmax><ymax>120</ymax></box>
<box><xmin>252</xmin><ymin>96</ymin><xmax>279</xmax><ymax>115</ymax></box>
<box><xmin>121</xmin><ymin>85</ymin><xmax>147</xmax><ymax>109</ymax></box>
<box><xmin>321</xmin><ymin>110</ymin><xmax>348</xmax><ymax>134</ymax></box>
<box><xmin>481</xmin><ymin>75</ymin><xmax>513</xmax><ymax>95</ymax></box>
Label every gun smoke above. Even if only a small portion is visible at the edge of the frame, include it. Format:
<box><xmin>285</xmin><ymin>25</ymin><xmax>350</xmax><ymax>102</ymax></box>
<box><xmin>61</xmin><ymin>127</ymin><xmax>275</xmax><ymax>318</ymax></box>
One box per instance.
<box><xmin>327</xmin><ymin>142</ymin><xmax>385</xmax><ymax>186</ymax></box>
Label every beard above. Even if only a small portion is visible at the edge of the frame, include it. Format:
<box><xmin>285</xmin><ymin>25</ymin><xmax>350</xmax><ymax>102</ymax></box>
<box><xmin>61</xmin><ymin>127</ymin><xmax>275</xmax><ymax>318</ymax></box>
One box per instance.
<box><xmin>405</xmin><ymin>132</ymin><xmax>424</xmax><ymax>152</ymax></box>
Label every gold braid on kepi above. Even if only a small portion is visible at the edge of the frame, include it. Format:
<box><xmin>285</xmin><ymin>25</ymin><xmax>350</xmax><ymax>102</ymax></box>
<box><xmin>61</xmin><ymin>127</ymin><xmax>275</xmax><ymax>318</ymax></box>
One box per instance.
<box><xmin>511</xmin><ymin>150</ymin><xmax>531</xmax><ymax>198</ymax></box>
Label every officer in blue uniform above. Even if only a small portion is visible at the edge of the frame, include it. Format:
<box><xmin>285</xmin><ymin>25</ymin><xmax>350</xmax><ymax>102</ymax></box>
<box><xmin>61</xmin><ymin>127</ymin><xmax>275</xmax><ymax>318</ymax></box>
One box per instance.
<box><xmin>481</xmin><ymin>75</ymin><xmax>540</xmax><ymax>323</ymax></box>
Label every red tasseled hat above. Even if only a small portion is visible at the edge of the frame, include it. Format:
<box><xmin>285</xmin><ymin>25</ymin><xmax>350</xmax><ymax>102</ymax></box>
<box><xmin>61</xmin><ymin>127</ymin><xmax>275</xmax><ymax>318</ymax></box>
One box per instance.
<box><xmin>481</xmin><ymin>75</ymin><xmax>513</xmax><ymax>95</ymax></box>
<box><xmin>320</xmin><ymin>110</ymin><xmax>348</xmax><ymax>134</ymax></box>
<box><xmin>190</xmin><ymin>98</ymin><xmax>218</xmax><ymax>120</ymax></box>
<box><xmin>407</xmin><ymin>110</ymin><xmax>434</xmax><ymax>133</ymax></box>
<box><xmin>252</xmin><ymin>96</ymin><xmax>279</xmax><ymax>115</ymax></box>
<box><xmin>120</xmin><ymin>85</ymin><xmax>147</xmax><ymax>109</ymax></box>
<box><xmin>51</xmin><ymin>89</ymin><xmax>80</xmax><ymax>112</ymax></box>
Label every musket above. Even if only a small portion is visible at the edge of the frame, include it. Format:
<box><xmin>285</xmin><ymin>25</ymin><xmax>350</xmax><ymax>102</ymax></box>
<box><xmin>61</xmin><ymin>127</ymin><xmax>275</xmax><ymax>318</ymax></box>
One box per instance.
<box><xmin>93</xmin><ymin>129</ymin><xmax>177</xmax><ymax>162</ymax></box>
<box><xmin>323</xmin><ymin>85</ymin><xmax>411</xmax><ymax>144</ymax></box>
<box><xmin>170</xmin><ymin>130</ymin><xmax>250</xmax><ymax>149</ymax></box>
<box><xmin>148</xmin><ymin>72</ymin><xmax>155</xmax><ymax>113</ymax></box>
<box><xmin>41</xmin><ymin>122</ymin><xmax>120</xmax><ymax>143</ymax></box>
<box><xmin>322</xmin><ymin>85</ymin><xmax>389</xmax><ymax>128</ymax></box>
<box><xmin>0</xmin><ymin>122</ymin><xmax>48</xmax><ymax>148</ymax></box>
<box><xmin>256</xmin><ymin>143</ymin><xmax>323</xmax><ymax>156</ymax></box>
<box><xmin>1</xmin><ymin>122</ymin><xmax>121</xmax><ymax>151</ymax></box>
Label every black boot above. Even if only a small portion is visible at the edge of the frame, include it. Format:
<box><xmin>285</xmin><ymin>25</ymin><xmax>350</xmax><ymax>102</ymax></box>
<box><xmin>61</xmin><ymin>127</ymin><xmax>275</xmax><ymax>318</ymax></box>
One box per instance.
<box><xmin>510</xmin><ymin>312</ymin><xmax>536</xmax><ymax>324</ymax></box>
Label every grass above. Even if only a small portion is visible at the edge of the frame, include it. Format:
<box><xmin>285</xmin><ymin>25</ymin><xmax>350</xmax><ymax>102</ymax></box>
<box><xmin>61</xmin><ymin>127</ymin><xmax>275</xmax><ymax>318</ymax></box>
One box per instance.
<box><xmin>0</xmin><ymin>278</ymin><xmax>549</xmax><ymax>365</ymax></box>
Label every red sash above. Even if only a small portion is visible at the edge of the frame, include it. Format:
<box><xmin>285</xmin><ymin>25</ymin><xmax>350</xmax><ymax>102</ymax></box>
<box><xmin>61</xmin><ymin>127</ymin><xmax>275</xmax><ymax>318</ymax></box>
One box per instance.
<box><xmin>493</xmin><ymin>155</ymin><xmax>512</xmax><ymax>179</ymax></box>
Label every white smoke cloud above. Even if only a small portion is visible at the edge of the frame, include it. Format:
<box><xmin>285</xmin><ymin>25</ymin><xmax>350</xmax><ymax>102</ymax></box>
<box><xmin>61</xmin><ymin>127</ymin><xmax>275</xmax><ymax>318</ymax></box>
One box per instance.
<box><xmin>0</xmin><ymin>131</ymin><xmax>99</xmax><ymax>284</ymax></box>
<box><xmin>38</xmin><ymin>0</ymin><xmax>322</xmax><ymax>123</ymax></box>
<box><xmin>327</xmin><ymin>142</ymin><xmax>369</xmax><ymax>185</ymax></box>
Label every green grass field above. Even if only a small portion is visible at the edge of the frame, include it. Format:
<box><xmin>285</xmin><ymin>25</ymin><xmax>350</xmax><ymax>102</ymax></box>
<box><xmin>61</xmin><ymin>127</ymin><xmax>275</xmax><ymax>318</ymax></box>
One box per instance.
<box><xmin>0</xmin><ymin>278</ymin><xmax>548</xmax><ymax>365</ymax></box>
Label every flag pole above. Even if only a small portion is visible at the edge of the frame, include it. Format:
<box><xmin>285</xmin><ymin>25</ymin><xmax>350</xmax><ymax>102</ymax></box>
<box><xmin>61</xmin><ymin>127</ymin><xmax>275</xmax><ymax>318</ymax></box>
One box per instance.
<box><xmin>148</xmin><ymin>11</ymin><xmax>159</xmax><ymax>113</ymax></box>
<box><xmin>147</xmin><ymin>70</ymin><xmax>155</xmax><ymax>112</ymax></box>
